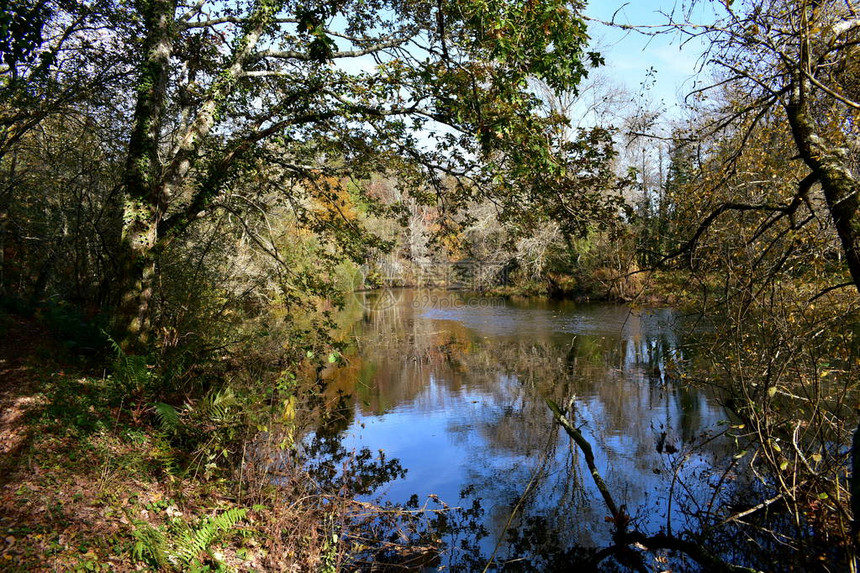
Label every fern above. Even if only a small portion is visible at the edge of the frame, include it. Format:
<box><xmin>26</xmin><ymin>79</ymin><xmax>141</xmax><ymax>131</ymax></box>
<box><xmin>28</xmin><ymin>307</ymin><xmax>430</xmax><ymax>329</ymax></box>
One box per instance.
<box><xmin>173</xmin><ymin>508</ymin><xmax>248</xmax><ymax>564</ymax></box>
<box><xmin>104</xmin><ymin>331</ymin><xmax>123</xmax><ymax>360</ymax></box>
<box><xmin>131</xmin><ymin>508</ymin><xmax>247</xmax><ymax>571</ymax></box>
<box><xmin>116</xmin><ymin>354</ymin><xmax>151</xmax><ymax>388</ymax></box>
<box><xmin>192</xmin><ymin>387</ymin><xmax>239</xmax><ymax>424</ymax></box>
<box><xmin>153</xmin><ymin>402</ymin><xmax>180</xmax><ymax>432</ymax></box>
<box><xmin>152</xmin><ymin>436</ymin><xmax>184</xmax><ymax>477</ymax></box>
<box><xmin>131</xmin><ymin>521</ymin><xmax>169</xmax><ymax>569</ymax></box>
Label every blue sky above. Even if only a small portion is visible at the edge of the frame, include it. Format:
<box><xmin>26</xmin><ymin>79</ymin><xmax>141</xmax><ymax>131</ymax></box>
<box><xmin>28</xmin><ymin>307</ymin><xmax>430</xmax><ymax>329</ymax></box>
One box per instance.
<box><xmin>584</xmin><ymin>1</ymin><xmax>714</xmax><ymax>117</ymax></box>
<box><xmin>328</xmin><ymin>1</ymin><xmax>712</xmax><ymax>116</ymax></box>
<box><xmin>327</xmin><ymin>1</ymin><xmax>716</xmax><ymax>139</ymax></box>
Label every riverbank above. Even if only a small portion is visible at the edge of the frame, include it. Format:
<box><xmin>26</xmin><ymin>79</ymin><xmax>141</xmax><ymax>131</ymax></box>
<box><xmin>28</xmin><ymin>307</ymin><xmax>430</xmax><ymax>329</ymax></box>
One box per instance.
<box><xmin>2</xmin><ymin>282</ymin><xmax>853</xmax><ymax>571</ymax></box>
<box><xmin>366</xmin><ymin>268</ymin><xmax>689</xmax><ymax>307</ymax></box>
<box><xmin>0</xmin><ymin>308</ymin><xmax>412</xmax><ymax>572</ymax></box>
<box><xmin>0</xmin><ymin>313</ymin><xmax>258</xmax><ymax>571</ymax></box>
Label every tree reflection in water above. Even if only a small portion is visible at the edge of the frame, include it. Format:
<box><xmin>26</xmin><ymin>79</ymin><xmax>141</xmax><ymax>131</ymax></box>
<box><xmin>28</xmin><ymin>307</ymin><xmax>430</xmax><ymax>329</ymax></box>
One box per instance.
<box><xmin>315</xmin><ymin>290</ymin><xmax>811</xmax><ymax>571</ymax></box>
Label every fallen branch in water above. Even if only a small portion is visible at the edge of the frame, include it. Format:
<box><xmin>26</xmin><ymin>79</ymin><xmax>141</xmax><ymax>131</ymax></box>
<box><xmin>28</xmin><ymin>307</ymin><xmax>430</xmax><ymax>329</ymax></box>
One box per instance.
<box><xmin>545</xmin><ymin>398</ymin><xmax>624</xmax><ymax>530</ymax></box>
<box><xmin>546</xmin><ymin>398</ymin><xmax>759</xmax><ymax>573</ymax></box>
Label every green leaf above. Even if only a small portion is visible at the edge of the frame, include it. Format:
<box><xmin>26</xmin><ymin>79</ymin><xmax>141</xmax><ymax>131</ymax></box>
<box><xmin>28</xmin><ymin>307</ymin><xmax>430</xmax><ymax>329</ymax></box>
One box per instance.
<box><xmin>153</xmin><ymin>402</ymin><xmax>179</xmax><ymax>432</ymax></box>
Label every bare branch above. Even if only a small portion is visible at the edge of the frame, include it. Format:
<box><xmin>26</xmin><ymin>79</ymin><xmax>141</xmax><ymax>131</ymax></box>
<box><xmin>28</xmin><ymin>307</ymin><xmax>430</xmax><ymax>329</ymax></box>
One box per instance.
<box><xmin>804</xmin><ymin>69</ymin><xmax>860</xmax><ymax>110</ymax></box>
<box><xmin>181</xmin><ymin>16</ymin><xmax>299</xmax><ymax>29</ymax></box>
<box><xmin>177</xmin><ymin>0</ymin><xmax>207</xmax><ymax>24</ymax></box>
<box><xmin>253</xmin><ymin>36</ymin><xmax>411</xmax><ymax>62</ymax></box>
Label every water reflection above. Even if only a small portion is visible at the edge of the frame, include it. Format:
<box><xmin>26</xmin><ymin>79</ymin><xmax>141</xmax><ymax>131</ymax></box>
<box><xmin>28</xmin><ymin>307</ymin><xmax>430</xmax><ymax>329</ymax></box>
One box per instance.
<box><xmin>323</xmin><ymin>290</ymin><xmax>735</xmax><ymax>569</ymax></box>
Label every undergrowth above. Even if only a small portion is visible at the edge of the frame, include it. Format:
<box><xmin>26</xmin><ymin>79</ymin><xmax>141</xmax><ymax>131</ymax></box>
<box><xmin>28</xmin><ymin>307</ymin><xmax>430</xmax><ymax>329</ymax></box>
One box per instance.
<box><xmin>0</xmin><ymin>309</ymin><xmax>445</xmax><ymax>572</ymax></box>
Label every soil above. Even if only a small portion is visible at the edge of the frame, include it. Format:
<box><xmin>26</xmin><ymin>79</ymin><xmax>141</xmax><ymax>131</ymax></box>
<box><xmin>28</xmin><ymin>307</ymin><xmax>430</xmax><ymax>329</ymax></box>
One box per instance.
<box><xmin>0</xmin><ymin>315</ymin><xmax>50</xmax><ymax>471</ymax></box>
<box><xmin>0</xmin><ymin>316</ymin><xmax>133</xmax><ymax>571</ymax></box>
<box><xmin>0</xmin><ymin>315</ymin><xmax>267</xmax><ymax>572</ymax></box>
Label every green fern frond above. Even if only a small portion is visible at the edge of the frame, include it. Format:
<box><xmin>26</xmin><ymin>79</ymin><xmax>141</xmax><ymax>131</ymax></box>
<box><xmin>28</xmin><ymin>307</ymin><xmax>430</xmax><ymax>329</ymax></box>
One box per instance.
<box><xmin>153</xmin><ymin>402</ymin><xmax>180</xmax><ymax>432</ymax></box>
<box><xmin>192</xmin><ymin>387</ymin><xmax>240</xmax><ymax>424</ymax></box>
<box><xmin>131</xmin><ymin>521</ymin><xmax>169</xmax><ymax>569</ymax></box>
<box><xmin>173</xmin><ymin>508</ymin><xmax>248</xmax><ymax>564</ymax></box>
<box><xmin>153</xmin><ymin>444</ymin><xmax>184</xmax><ymax>477</ymax></box>
<box><xmin>103</xmin><ymin>330</ymin><xmax>124</xmax><ymax>360</ymax></box>
<box><xmin>132</xmin><ymin>509</ymin><xmax>247</xmax><ymax>570</ymax></box>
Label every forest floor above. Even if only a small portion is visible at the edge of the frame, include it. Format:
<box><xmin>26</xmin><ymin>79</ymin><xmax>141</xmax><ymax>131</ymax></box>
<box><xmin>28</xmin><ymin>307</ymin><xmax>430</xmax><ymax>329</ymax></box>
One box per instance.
<box><xmin>0</xmin><ymin>313</ymin><xmax>151</xmax><ymax>571</ymax></box>
<box><xmin>0</xmin><ymin>313</ymin><xmax>268</xmax><ymax>572</ymax></box>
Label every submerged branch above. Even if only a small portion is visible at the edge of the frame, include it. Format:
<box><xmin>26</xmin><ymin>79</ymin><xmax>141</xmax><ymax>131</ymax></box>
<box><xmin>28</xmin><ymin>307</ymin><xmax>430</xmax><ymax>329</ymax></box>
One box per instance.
<box><xmin>547</xmin><ymin>399</ymin><xmax>758</xmax><ymax>573</ymax></box>
<box><xmin>546</xmin><ymin>399</ymin><xmax>621</xmax><ymax>522</ymax></box>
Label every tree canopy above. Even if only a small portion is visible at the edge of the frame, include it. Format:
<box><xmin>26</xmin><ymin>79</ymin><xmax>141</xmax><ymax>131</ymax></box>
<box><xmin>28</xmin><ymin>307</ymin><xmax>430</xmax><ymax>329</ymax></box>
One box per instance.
<box><xmin>0</xmin><ymin>0</ymin><xmax>628</xmax><ymax>347</ymax></box>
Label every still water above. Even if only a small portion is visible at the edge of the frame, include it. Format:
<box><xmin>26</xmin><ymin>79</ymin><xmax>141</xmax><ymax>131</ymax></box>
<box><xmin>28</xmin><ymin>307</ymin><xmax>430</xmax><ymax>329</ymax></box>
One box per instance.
<box><xmin>324</xmin><ymin>289</ymin><xmax>734</xmax><ymax>569</ymax></box>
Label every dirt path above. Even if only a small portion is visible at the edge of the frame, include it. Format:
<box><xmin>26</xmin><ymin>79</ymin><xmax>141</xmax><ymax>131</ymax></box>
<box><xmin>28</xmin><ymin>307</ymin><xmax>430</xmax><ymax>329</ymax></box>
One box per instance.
<box><xmin>0</xmin><ymin>316</ymin><xmax>140</xmax><ymax>571</ymax></box>
<box><xmin>0</xmin><ymin>315</ymin><xmax>50</xmax><ymax>464</ymax></box>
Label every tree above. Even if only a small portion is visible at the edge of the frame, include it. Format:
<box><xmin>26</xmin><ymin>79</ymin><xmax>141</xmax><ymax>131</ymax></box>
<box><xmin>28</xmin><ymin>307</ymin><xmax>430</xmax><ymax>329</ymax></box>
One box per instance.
<box><xmin>652</xmin><ymin>0</ymin><xmax>860</xmax><ymax>554</ymax></box>
<box><xmin>87</xmin><ymin>0</ymin><xmax>612</xmax><ymax>348</ymax></box>
<box><xmin>0</xmin><ymin>0</ymin><xmax>134</xmax><ymax>306</ymax></box>
<box><xmin>668</xmin><ymin>0</ymin><xmax>859</xmax><ymax>287</ymax></box>
<box><xmin>0</xmin><ymin>0</ymin><xmax>129</xmax><ymax>159</ymax></box>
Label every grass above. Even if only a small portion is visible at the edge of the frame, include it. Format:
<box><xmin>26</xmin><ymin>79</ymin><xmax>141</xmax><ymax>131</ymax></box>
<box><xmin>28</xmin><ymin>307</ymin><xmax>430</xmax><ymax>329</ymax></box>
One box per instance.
<box><xmin>0</xmin><ymin>368</ymin><xmax>251</xmax><ymax>571</ymax></box>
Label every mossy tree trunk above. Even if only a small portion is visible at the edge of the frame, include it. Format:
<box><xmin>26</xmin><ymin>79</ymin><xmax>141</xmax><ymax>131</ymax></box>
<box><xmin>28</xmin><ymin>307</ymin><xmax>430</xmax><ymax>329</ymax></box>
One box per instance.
<box><xmin>115</xmin><ymin>0</ymin><xmax>278</xmax><ymax>351</ymax></box>
<box><xmin>692</xmin><ymin>1</ymin><xmax>860</xmax><ymax>544</ymax></box>
<box><xmin>786</xmin><ymin>76</ymin><xmax>860</xmax><ymax>296</ymax></box>
<box><xmin>116</xmin><ymin>0</ymin><xmax>176</xmax><ymax>351</ymax></box>
<box><xmin>785</xmin><ymin>45</ymin><xmax>860</xmax><ymax>543</ymax></box>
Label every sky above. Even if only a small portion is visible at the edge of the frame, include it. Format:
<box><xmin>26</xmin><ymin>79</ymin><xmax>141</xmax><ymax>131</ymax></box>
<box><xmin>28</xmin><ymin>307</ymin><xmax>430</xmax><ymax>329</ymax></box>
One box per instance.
<box><xmin>583</xmin><ymin>1</ymin><xmax>716</xmax><ymax>121</ymax></box>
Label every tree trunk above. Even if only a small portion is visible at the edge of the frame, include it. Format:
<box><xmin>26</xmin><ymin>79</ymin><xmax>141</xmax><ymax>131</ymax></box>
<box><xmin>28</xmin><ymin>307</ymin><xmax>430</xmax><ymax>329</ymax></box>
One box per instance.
<box><xmin>113</xmin><ymin>0</ymin><xmax>277</xmax><ymax>351</ymax></box>
<box><xmin>786</xmin><ymin>73</ymin><xmax>860</xmax><ymax>547</ymax></box>
<box><xmin>116</xmin><ymin>214</ymin><xmax>159</xmax><ymax>350</ymax></box>
<box><xmin>787</xmin><ymin>84</ymin><xmax>860</xmax><ymax>290</ymax></box>
<box><xmin>115</xmin><ymin>0</ymin><xmax>176</xmax><ymax>351</ymax></box>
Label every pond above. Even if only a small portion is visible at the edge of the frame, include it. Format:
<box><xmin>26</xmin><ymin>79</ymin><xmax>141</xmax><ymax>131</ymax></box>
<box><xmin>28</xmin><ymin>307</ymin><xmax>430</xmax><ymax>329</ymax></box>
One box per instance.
<box><xmin>321</xmin><ymin>289</ymin><xmax>740</xmax><ymax>570</ymax></box>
